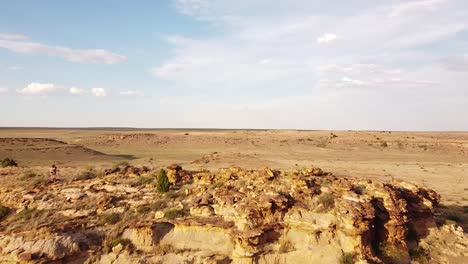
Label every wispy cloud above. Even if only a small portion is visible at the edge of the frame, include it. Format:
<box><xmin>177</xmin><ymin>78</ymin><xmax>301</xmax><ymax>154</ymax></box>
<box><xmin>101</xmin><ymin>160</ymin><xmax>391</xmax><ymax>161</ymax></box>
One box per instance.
<box><xmin>0</xmin><ymin>33</ymin><xmax>126</xmax><ymax>64</ymax></box>
<box><xmin>389</xmin><ymin>0</ymin><xmax>447</xmax><ymax>17</ymax></box>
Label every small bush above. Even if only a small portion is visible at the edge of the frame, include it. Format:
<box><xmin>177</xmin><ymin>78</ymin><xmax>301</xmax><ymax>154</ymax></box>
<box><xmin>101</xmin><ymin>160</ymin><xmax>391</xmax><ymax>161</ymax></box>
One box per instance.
<box><xmin>380</xmin><ymin>142</ymin><xmax>388</xmax><ymax>147</ymax></box>
<box><xmin>318</xmin><ymin>193</ymin><xmax>335</xmax><ymax>211</ymax></box>
<box><xmin>164</xmin><ymin>209</ymin><xmax>186</xmax><ymax>220</ymax></box>
<box><xmin>1</xmin><ymin>158</ymin><xmax>18</xmax><ymax>168</ymax></box>
<box><xmin>0</xmin><ymin>204</ymin><xmax>11</xmax><ymax>221</ymax></box>
<box><xmin>157</xmin><ymin>169</ymin><xmax>170</xmax><ymax>193</ymax></box>
<box><xmin>339</xmin><ymin>253</ymin><xmax>355</xmax><ymax>264</ymax></box>
<box><xmin>102</xmin><ymin>213</ymin><xmax>121</xmax><ymax>224</ymax></box>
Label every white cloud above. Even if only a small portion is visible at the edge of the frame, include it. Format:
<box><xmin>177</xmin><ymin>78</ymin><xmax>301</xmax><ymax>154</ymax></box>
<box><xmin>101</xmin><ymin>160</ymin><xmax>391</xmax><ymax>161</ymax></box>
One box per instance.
<box><xmin>69</xmin><ymin>87</ymin><xmax>85</xmax><ymax>95</ymax></box>
<box><xmin>317</xmin><ymin>33</ymin><xmax>338</xmax><ymax>44</ymax></box>
<box><xmin>91</xmin><ymin>88</ymin><xmax>107</xmax><ymax>97</ymax></box>
<box><xmin>0</xmin><ymin>33</ymin><xmax>28</xmax><ymax>40</ymax></box>
<box><xmin>0</xmin><ymin>34</ymin><xmax>126</xmax><ymax>64</ymax></box>
<box><xmin>18</xmin><ymin>82</ymin><xmax>57</xmax><ymax>96</ymax></box>
<box><xmin>119</xmin><ymin>90</ymin><xmax>143</xmax><ymax>96</ymax></box>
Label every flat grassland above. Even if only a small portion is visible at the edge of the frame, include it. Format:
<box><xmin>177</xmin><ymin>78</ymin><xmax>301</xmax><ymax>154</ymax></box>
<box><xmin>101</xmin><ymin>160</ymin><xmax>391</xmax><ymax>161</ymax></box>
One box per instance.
<box><xmin>0</xmin><ymin>128</ymin><xmax>467</xmax><ymax>206</ymax></box>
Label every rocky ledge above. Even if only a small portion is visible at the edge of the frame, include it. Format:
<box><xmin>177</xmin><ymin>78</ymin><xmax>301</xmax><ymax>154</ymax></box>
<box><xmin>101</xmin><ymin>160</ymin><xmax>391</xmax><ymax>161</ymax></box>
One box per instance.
<box><xmin>0</xmin><ymin>165</ymin><xmax>466</xmax><ymax>264</ymax></box>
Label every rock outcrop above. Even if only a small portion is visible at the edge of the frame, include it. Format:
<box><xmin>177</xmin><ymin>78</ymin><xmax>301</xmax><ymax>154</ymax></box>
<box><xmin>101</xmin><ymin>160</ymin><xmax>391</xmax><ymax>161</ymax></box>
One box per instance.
<box><xmin>0</xmin><ymin>165</ymin><xmax>465</xmax><ymax>264</ymax></box>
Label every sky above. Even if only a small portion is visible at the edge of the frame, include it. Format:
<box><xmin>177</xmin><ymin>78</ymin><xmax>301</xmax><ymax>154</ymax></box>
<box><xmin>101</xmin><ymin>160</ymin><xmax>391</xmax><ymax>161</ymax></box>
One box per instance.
<box><xmin>1</xmin><ymin>0</ymin><xmax>467</xmax><ymax>130</ymax></box>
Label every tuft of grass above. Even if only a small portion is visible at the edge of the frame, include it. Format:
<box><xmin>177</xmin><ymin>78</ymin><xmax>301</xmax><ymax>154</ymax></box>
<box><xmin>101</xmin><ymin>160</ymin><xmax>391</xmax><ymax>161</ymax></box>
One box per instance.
<box><xmin>1</xmin><ymin>158</ymin><xmax>18</xmax><ymax>168</ymax></box>
<box><xmin>136</xmin><ymin>205</ymin><xmax>152</xmax><ymax>214</ymax></box>
<box><xmin>165</xmin><ymin>190</ymin><xmax>185</xmax><ymax>200</ymax></box>
<box><xmin>102</xmin><ymin>213</ymin><xmax>121</xmax><ymax>225</ymax></box>
<box><xmin>0</xmin><ymin>204</ymin><xmax>11</xmax><ymax>221</ymax></box>
<box><xmin>339</xmin><ymin>253</ymin><xmax>355</xmax><ymax>264</ymax></box>
<box><xmin>19</xmin><ymin>171</ymin><xmax>37</xmax><ymax>180</ymax></box>
<box><xmin>15</xmin><ymin>208</ymin><xmax>37</xmax><ymax>221</ymax></box>
<box><xmin>131</xmin><ymin>176</ymin><xmax>154</xmax><ymax>187</ymax></box>
<box><xmin>164</xmin><ymin>209</ymin><xmax>186</xmax><ymax>220</ymax></box>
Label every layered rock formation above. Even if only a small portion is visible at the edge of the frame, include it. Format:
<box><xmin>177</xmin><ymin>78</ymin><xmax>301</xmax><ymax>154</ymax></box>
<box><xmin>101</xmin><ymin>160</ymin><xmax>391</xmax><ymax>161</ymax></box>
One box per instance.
<box><xmin>0</xmin><ymin>165</ymin><xmax>465</xmax><ymax>264</ymax></box>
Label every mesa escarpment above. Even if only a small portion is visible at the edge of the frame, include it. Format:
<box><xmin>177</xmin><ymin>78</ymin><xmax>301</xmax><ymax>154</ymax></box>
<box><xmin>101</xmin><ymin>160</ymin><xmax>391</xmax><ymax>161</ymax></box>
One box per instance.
<box><xmin>0</xmin><ymin>165</ymin><xmax>466</xmax><ymax>264</ymax></box>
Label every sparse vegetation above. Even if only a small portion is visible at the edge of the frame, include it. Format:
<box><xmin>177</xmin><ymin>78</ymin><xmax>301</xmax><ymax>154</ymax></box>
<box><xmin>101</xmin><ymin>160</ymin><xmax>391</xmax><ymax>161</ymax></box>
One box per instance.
<box><xmin>318</xmin><ymin>193</ymin><xmax>335</xmax><ymax>211</ymax></box>
<box><xmin>379</xmin><ymin>242</ymin><xmax>409</xmax><ymax>264</ymax></box>
<box><xmin>210</xmin><ymin>181</ymin><xmax>224</xmax><ymax>189</ymax></box>
<box><xmin>151</xmin><ymin>200</ymin><xmax>168</xmax><ymax>211</ymax></box>
<box><xmin>164</xmin><ymin>209</ymin><xmax>186</xmax><ymax>220</ymax></box>
<box><xmin>15</xmin><ymin>208</ymin><xmax>37</xmax><ymax>221</ymax></box>
<box><xmin>352</xmin><ymin>185</ymin><xmax>366</xmax><ymax>195</ymax></box>
<box><xmin>1</xmin><ymin>158</ymin><xmax>18</xmax><ymax>168</ymax></box>
<box><xmin>339</xmin><ymin>253</ymin><xmax>355</xmax><ymax>264</ymax></box>
<box><xmin>19</xmin><ymin>171</ymin><xmax>37</xmax><ymax>180</ymax></box>
<box><xmin>380</xmin><ymin>141</ymin><xmax>388</xmax><ymax>147</ymax></box>
<box><xmin>157</xmin><ymin>169</ymin><xmax>170</xmax><ymax>193</ymax></box>
<box><xmin>102</xmin><ymin>213</ymin><xmax>121</xmax><ymax>224</ymax></box>
<box><xmin>409</xmin><ymin>246</ymin><xmax>428</xmax><ymax>263</ymax></box>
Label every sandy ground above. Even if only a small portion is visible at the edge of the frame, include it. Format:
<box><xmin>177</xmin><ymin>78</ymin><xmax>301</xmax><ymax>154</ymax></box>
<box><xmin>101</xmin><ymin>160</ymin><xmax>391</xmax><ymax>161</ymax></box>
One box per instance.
<box><xmin>0</xmin><ymin>128</ymin><xmax>467</xmax><ymax>206</ymax></box>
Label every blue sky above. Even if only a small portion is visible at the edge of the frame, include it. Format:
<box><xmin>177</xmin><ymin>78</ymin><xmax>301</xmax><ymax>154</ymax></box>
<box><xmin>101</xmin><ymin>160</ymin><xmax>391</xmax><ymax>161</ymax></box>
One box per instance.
<box><xmin>1</xmin><ymin>0</ymin><xmax>467</xmax><ymax>130</ymax></box>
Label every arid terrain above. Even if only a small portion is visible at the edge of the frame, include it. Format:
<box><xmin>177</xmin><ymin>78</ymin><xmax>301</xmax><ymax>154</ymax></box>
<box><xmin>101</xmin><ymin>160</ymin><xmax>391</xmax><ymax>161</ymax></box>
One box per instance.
<box><xmin>0</xmin><ymin>128</ymin><xmax>467</xmax><ymax>263</ymax></box>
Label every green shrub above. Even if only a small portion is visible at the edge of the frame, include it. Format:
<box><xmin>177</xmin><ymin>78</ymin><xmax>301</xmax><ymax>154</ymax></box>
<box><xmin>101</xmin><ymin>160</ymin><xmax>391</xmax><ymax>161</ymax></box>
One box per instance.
<box><xmin>0</xmin><ymin>204</ymin><xmax>11</xmax><ymax>221</ymax></box>
<box><xmin>157</xmin><ymin>169</ymin><xmax>170</xmax><ymax>193</ymax></box>
<box><xmin>164</xmin><ymin>209</ymin><xmax>186</xmax><ymax>220</ymax></box>
<box><xmin>1</xmin><ymin>158</ymin><xmax>18</xmax><ymax>168</ymax></box>
<box><xmin>102</xmin><ymin>213</ymin><xmax>121</xmax><ymax>224</ymax></box>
